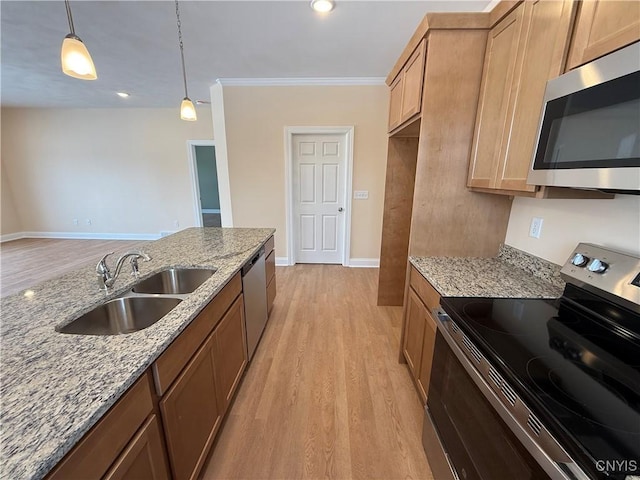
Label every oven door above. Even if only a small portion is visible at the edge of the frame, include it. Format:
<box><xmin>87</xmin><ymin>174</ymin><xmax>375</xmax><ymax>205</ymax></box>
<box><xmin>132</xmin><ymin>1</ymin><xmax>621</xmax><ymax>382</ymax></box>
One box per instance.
<box><xmin>426</xmin><ymin>331</ymin><xmax>552</xmax><ymax>480</ymax></box>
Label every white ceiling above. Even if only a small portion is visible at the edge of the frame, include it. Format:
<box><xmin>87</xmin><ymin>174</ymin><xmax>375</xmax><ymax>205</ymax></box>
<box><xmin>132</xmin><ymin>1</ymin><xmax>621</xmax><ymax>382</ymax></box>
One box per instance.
<box><xmin>1</xmin><ymin>0</ymin><xmax>492</xmax><ymax>108</ymax></box>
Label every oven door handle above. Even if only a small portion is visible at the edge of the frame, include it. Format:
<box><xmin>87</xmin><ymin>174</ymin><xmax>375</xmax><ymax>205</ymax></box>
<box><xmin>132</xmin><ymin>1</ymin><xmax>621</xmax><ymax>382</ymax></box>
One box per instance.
<box><xmin>434</xmin><ymin>308</ymin><xmax>590</xmax><ymax>480</ymax></box>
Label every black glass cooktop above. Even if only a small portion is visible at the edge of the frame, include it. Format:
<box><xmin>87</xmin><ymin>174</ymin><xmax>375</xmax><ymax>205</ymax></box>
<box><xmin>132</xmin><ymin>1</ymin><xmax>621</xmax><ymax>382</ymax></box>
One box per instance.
<box><xmin>441</xmin><ymin>288</ymin><xmax>640</xmax><ymax>480</ymax></box>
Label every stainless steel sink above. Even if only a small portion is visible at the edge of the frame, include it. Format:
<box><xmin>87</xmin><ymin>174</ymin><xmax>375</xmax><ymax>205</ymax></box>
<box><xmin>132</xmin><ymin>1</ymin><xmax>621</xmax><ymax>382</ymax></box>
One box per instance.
<box><xmin>132</xmin><ymin>268</ymin><xmax>217</xmax><ymax>295</ymax></box>
<box><xmin>58</xmin><ymin>297</ymin><xmax>182</xmax><ymax>335</ymax></box>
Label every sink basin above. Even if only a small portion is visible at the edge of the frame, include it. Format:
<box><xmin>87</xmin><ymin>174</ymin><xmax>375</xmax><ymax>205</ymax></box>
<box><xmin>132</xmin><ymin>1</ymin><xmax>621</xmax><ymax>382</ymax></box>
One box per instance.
<box><xmin>58</xmin><ymin>297</ymin><xmax>182</xmax><ymax>335</ymax></box>
<box><xmin>132</xmin><ymin>268</ymin><xmax>217</xmax><ymax>295</ymax></box>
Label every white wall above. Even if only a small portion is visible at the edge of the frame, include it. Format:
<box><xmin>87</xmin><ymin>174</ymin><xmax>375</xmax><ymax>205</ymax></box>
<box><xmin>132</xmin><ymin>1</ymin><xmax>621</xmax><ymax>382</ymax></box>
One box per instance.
<box><xmin>1</xmin><ymin>107</ymin><xmax>213</xmax><ymax>238</ymax></box>
<box><xmin>1</xmin><ymin>159</ymin><xmax>22</xmax><ymax>236</ymax></box>
<box><xmin>505</xmin><ymin>195</ymin><xmax>640</xmax><ymax>264</ymax></box>
<box><xmin>213</xmin><ymin>84</ymin><xmax>389</xmax><ymax>262</ymax></box>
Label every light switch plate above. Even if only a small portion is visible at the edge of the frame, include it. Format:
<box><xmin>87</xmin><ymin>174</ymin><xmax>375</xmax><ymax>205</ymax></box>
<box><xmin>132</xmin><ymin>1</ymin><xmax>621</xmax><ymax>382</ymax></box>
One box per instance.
<box><xmin>354</xmin><ymin>191</ymin><xmax>369</xmax><ymax>200</ymax></box>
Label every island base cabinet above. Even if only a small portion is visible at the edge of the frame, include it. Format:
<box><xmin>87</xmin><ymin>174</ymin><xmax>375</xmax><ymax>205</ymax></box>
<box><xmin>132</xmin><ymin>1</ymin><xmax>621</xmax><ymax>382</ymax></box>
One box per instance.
<box><xmin>103</xmin><ymin>415</ymin><xmax>170</xmax><ymax>480</ymax></box>
<box><xmin>160</xmin><ymin>333</ymin><xmax>222</xmax><ymax>480</ymax></box>
<box><xmin>213</xmin><ymin>295</ymin><xmax>248</xmax><ymax>412</ymax></box>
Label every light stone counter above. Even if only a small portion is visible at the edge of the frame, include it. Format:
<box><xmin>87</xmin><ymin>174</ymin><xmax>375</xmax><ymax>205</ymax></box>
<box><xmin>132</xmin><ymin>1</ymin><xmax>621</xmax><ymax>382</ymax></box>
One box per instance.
<box><xmin>0</xmin><ymin>227</ymin><xmax>274</xmax><ymax>480</ymax></box>
<box><xmin>410</xmin><ymin>245</ymin><xmax>564</xmax><ymax>299</ymax></box>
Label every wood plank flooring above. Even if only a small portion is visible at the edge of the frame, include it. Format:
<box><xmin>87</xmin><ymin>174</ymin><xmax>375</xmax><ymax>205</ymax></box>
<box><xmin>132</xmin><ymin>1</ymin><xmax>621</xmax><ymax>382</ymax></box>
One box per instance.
<box><xmin>0</xmin><ymin>238</ymin><xmax>146</xmax><ymax>297</ymax></box>
<box><xmin>202</xmin><ymin>264</ymin><xmax>432</xmax><ymax>480</ymax></box>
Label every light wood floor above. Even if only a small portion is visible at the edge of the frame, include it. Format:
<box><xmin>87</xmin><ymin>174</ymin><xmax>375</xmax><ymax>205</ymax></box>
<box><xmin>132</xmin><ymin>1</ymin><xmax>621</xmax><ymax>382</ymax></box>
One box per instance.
<box><xmin>202</xmin><ymin>264</ymin><xmax>432</xmax><ymax>480</ymax></box>
<box><xmin>0</xmin><ymin>238</ymin><xmax>146</xmax><ymax>297</ymax></box>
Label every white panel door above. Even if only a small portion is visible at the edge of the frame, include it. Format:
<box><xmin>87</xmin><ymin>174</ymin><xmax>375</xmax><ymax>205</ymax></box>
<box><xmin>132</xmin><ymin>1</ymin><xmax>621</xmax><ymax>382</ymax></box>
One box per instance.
<box><xmin>293</xmin><ymin>134</ymin><xmax>345</xmax><ymax>264</ymax></box>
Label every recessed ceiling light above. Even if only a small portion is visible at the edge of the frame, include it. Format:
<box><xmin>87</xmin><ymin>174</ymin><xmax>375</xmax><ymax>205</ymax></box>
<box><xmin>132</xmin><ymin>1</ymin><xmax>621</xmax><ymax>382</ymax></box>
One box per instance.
<box><xmin>310</xmin><ymin>0</ymin><xmax>335</xmax><ymax>13</ymax></box>
<box><xmin>116</xmin><ymin>92</ymin><xmax>130</xmax><ymax>98</ymax></box>
<box><xmin>195</xmin><ymin>100</ymin><xmax>211</xmax><ymax>105</ymax></box>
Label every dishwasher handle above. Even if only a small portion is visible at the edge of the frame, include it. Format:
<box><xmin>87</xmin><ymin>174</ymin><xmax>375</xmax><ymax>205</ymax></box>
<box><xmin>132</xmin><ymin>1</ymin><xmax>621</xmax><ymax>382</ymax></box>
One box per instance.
<box><xmin>242</xmin><ymin>247</ymin><xmax>265</xmax><ymax>276</ymax></box>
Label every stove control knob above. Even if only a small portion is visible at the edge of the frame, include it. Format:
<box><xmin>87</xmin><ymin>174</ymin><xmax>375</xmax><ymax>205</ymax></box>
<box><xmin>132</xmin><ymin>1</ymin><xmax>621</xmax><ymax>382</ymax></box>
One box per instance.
<box><xmin>571</xmin><ymin>253</ymin><xmax>590</xmax><ymax>267</ymax></box>
<box><xmin>587</xmin><ymin>258</ymin><xmax>608</xmax><ymax>274</ymax></box>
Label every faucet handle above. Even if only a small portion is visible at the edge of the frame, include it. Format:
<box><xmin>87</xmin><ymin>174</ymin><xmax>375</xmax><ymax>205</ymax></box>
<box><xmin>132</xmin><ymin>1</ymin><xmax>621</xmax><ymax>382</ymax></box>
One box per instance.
<box><xmin>96</xmin><ymin>252</ymin><xmax>114</xmax><ymax>274</ymax></box>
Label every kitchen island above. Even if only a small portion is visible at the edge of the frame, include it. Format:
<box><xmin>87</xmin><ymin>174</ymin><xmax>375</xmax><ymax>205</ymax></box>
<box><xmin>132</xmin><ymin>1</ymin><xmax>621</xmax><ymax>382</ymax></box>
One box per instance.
<box><xmin>0</xmin><ymin>227</ymin><xmax>274</xmax><ymax>480</ymax></box>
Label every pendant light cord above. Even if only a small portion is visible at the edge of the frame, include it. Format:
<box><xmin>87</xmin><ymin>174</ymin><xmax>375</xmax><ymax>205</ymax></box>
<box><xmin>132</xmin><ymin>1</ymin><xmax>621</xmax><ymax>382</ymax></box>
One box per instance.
<box><xmin>65</xmin><ymin>0</ymin><xmax>76</xmax><ymax>35</ymax></box>
<box><xmin>175</xmin><ymin>0</ymin><xmax>189</xmax><ymax>99</ymax></box>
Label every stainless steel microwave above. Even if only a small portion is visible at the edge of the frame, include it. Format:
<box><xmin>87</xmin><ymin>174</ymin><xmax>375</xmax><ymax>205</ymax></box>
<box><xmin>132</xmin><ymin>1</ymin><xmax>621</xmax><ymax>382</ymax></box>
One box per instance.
<box><xmin>528</xmin><ymin>42</ymin><xmax>640</xmax><ymax>193</ymax></box>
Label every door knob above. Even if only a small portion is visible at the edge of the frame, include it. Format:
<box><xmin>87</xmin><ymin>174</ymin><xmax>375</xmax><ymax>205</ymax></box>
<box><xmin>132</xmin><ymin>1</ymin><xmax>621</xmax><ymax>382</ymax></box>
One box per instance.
<box><xmin>338</xmin><ymin>207</ymin><xmax>344</xmax><ymax>212</ymax></box>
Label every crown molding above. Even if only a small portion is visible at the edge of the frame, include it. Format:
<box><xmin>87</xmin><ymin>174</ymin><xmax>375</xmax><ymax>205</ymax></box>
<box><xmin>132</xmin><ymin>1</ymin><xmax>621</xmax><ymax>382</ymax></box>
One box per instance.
<box><xmin>216</xmin><ymin>77</ymin><xmax>386</xmax><ymax>87</ymax></box>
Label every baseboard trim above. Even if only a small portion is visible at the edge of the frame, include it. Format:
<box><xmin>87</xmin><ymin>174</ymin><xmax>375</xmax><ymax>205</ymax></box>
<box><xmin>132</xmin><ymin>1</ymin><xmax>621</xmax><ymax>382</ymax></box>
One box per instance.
<box><xmin>1</xmin><ymin>231</ymin><xmax>161</xmax><ymax>242</ymax></box>
<box><xmin>348</xmin><ymin>258</ymin><xmax>380</xmax><ymax>268</ymax></box>
<box><xmin>275</xmin><ymin>257</ymin><xmax>289</xmax><ymax>267</ymax></box>
<box><xmin>201</xmin><ymin>209</ymin><xmax>221</xmax><ymax>214</ymax></box>
<box><xmin>0</xmin><ymin>232</ymin><xmax>25</xmax><ymax>243</ymax></box>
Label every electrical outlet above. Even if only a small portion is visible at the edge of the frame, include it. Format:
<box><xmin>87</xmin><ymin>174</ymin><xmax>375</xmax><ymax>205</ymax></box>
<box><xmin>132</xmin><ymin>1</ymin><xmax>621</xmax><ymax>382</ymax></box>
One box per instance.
<box><xmin>354</xmin><ymin>190</ymin><xmax>369</xmax><ymax>200</ymax></box>
<box><xmin>529</xmin><ymin>217</ymin><xmax>543</xmax><ymax>239</ymax></box>
<box><xmin>174</xmin><ymin>220</ymin><xmax>180</xmax><ymax>228</ymax></box>
<box><xmin>73</xmin><ymin>218</ymin><xmax>79</xmax><ymax>226</ymax></box>
<box><xmin>86</xmin><ymin>219</ymin><xmax>92</xmax><ymax>226</ymax></box>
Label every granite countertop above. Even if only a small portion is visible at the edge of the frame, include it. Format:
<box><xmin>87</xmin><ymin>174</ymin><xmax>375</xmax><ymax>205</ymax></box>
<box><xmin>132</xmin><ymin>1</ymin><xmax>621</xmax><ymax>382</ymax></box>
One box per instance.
<box><xmin>0</xmin><ymin>227</ymin><xmax>274</xmax><ymax>480</ymax></box>
<box><xmin>410</xmin><ymin>244</ymin><xmax>565</xmax><ymax>299</ymax></box>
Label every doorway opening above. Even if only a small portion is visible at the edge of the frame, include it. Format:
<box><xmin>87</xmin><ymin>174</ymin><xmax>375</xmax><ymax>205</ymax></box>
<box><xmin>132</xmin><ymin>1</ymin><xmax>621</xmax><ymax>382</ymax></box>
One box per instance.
<box><xmin>187</xmin><ymin>140</ymin><xmax>222</xmax><ymax>227</ymax></box>
<box><xmin>285</xmin><ymin>127</ymin><xmax>354</xmax><ymax>266</ymax></box>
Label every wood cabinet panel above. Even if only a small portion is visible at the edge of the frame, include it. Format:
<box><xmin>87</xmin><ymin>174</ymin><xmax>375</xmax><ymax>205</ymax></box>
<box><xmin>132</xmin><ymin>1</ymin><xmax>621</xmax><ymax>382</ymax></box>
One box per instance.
<box><xmin>377</xmin><ymin>138</ymin><xmax>418</xmax><ymax>306</ymax></box>
<box><xmin>496</xmin><ymin>0</ymin><xmax>575</xmax><ymax>192</ymax></box>
<box><xmin>402</xmin><ymin>288</ymin><xmax>427</xmax><ymax>376</ymax></box>
<box><xmin>267</xmin><ymin>275</ymin><xmax>277</xmax><ymax>314</ymax></box>
<box><xmin>160</xmin><ymin>333</ymin><xmax>222</xmax><ymax>480</ymax></box>
<box><xmin>416</xmin><ymin>311</ymin><xmax>438</xmax><ymax>403</ymax></box>
<box><xmin>46</xmin><ymin>373</ymin><xmax>154</xmax><ymax>480</ymax></box>
<box><xmin>213</xmin><ymin>295</ymin><xmax>248</xmax><ymax>413</ymax></box>
<box><xmin>400</xmin><ymin>41</ymin><xmax>426</xmax><ymax>122</ymax></box>
<box><xmin>388</xmin><ymin>75</ymin><xmax>404</xmax><ymax>131</ymax></box>
<box><xmin>153</xmin><ymin>273</ymin><xmax>241</xmax><ymax>396</ymax></box>
<box><xmin>409</xmin><ymin>267</ymin><xmax>440</xmax><ymax>312</ymax></box>
<box><xmin>265</xmin><ymin>249</ymin><xmax>275</xmax><ymax>285</ymax></box>
<box><xmin>468</xmin><ymin>6</ymin><xmax>524</xmax><ymax>189</ymax></box>
<box><xmin>567</xmin><ymin>0</ymin><xmax>640</xmax><ymax>70</ymax></box>
<box><xmin>103</xmin><ymin>415</ymin><xmax>170</xmax><ymax>480</ymax></box>
<box><xmin>264</xmin><ymin>235</ymin><xmax>275</xmax><ymax>256</ymax></box>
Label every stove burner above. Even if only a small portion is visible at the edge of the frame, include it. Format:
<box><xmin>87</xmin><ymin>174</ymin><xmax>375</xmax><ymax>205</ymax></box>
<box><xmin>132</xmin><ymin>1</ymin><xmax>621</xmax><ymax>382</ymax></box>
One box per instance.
<box><xmin>526</xmin><ymin>356</ymin><xmax>640</xmax><ymax>434</ymax></box>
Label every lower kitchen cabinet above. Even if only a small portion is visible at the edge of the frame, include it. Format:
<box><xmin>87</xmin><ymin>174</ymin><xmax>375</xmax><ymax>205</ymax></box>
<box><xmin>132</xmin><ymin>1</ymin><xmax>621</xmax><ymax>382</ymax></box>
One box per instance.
<box><xmin>45</xmin><ymin>372</ymin><xmax>165</xmax><ymax>480</ymax></box>
<box><xmin>160</xmin><ymin>332</ymin><xmax>222</xmax><ymax>480</ymax></box>
<box><xmin>402</xmin><ymin>266</ymin><xmax>441</xmax><ymax>404</ymax></box>
<box><xmin>103</xmin><ymin>415</ymin><xmax>170</xmax><ymax>480</ymax></box>
<box><xmin>213</xmin><ymin>295</ymin><xmax>248</xmax><ymax>412</ymax></box>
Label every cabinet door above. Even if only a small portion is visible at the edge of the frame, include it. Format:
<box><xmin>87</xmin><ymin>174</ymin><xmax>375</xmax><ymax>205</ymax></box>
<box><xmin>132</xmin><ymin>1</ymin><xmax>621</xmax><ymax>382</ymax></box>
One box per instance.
<box><xmin>400</xmin><ymin>40</ymin><xmax>426</xmax><ymax>123</ymax></box>
<box><xmin>388</xmin><ymin>74</ymin><xmax>404</xmax><ymax>132</ymax></box>
<box><xmin>468</xmin><ymin>5</ymin><xmax>525</xmax><ymax>189</ymax></box>
<box><xmin>213</xmin><ymin>295</ymin><xmax>248</xmax><ymax>413</ymax></box>
<box><xmin>103</xmin><ymin>415</ymin><xmax>170</xmax><ymax>480</ymax></box>
<box><xmin>416</xmin><ymin>311</ymin><xmax>438</xmax><ymax>404</ymax></box>
<box><xmin>496</xmin><ymin>0</ymin><xmax>575</xmax><ymax>192</ymax></box>
<box><xmin>567</xmin><ymin>0</ymin><xmax>640</xmax><ymax>70</ymax></box>
<box><xmin>402</xmin><ymin>288</ymin><xmax>427</xmax><ymax>377</ymax></box>
<box><xmin>160</xmin><ymin>334</ymin><xmax>222</xmax><ymax>480</ymax></box>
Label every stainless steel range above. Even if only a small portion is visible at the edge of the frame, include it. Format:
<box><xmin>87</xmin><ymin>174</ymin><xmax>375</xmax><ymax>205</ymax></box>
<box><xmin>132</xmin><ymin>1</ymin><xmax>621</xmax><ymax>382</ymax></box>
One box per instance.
<box><xmin>423</xmin><ymin>243</ymin><xmax>640</xmax><ymax>480</ymax></box>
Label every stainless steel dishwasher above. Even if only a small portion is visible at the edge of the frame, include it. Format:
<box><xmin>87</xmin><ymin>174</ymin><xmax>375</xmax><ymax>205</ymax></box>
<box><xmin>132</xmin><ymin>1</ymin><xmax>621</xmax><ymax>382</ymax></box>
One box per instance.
<box><xmin>242</xmin><ymin>247</ymin><xmax>268</xmax><ymax>360</ymax></box>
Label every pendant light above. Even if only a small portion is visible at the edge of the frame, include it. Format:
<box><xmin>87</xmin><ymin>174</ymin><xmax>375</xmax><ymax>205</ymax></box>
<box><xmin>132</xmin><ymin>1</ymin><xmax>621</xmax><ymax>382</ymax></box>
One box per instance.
<box><xmin>175</xmin><ymin>0</ymin><xmax>197</xmax><ymax>121</ymax></box>
<box><xmin>61</xmin><ymin>0</ymin><xmax>97</xmax><ymax>80</ymax></box>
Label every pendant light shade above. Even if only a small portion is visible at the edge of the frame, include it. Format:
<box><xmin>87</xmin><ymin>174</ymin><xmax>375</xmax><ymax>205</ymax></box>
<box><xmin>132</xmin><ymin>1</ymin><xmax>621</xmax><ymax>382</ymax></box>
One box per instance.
<box><xmin>61</xmin><ymin>1</ymin><xmax>97</xmax><ymax>80</ymax></box>
<box><xmin>180</xmin><ymin>97</ymin><xmax>197</xmax><ymax>121</ymax></box>
<box><xmin>175</xmin><ymin>0</ymin><xmax>197</xmax><ymax>121</ymax></box>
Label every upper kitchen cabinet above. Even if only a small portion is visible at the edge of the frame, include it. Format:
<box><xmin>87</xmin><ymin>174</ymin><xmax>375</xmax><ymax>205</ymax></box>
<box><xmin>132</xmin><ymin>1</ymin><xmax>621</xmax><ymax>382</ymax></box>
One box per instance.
<box><xmin>566</xmin><ymin>0</ymin><xmax>640</xmax><ymax>70</ymax></box>
<box><xmin>468</xmin><ymin>0</ymin><xmax>576</xmax><ymax>195</ymax></box>
<box><xmin>387</xmin><ymin>40</ymin><xmax>426</xmax><ymax>133</ymax></box>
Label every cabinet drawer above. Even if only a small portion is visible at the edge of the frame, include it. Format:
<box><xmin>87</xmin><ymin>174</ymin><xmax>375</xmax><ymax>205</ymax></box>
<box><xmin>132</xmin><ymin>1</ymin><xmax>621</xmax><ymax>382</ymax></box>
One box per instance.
<box><xmin>153</xmin><ymin>273</ymin><xmax>241</xmax><ymax>396</ymax></box>
<box><xmin>409</xmin><ymin>267</ymin><xmax>440</xmax><ymax>311</ymax></box>
<box><xmin>264</xmin><ymin>235</ymin><xmax>275</xmax><ymax>255</ymax></box>
<box><xmin>267</xmin><ymin>275</ymin><xmax>277</xmax><ymax>314</ymax></box>
<box><xmin>46</xmin><ymin>373</ymin><xmax>154</xmax><ymax>480</ymax></box>
<box><xmin>265</xmin><ymin>250</ymin><xmax>275</xmax><ymax>285</ymax></box>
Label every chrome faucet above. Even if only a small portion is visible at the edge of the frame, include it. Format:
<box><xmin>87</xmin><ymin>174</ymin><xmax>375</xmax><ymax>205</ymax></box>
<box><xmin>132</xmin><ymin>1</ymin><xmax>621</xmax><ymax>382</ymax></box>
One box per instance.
<box><xmin>96</xmin><ymin>251</ymin><xmax>152</xmax><ymax>291</ymax></box>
